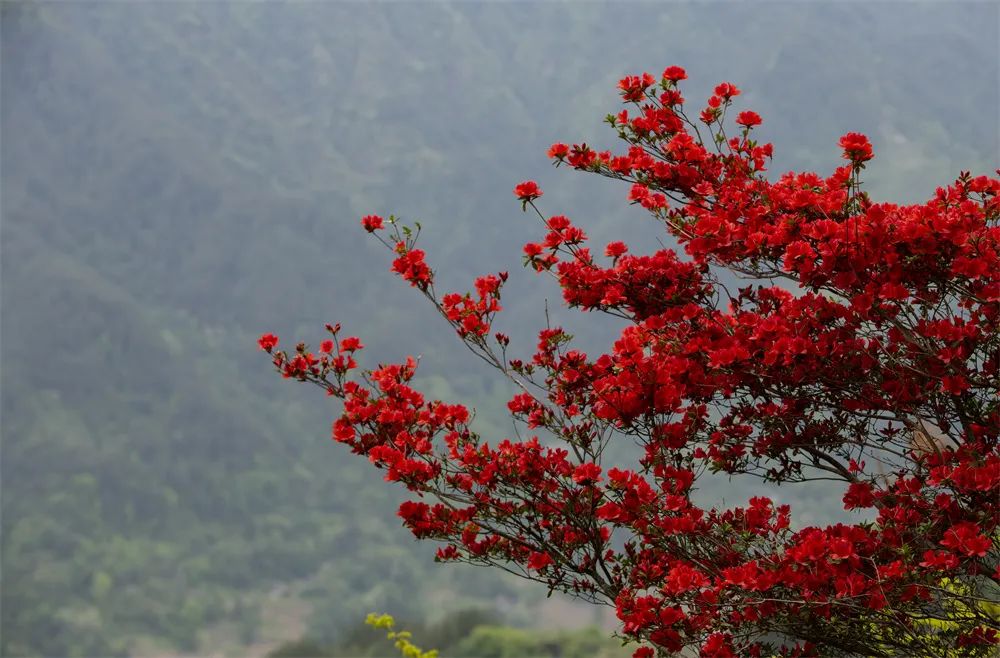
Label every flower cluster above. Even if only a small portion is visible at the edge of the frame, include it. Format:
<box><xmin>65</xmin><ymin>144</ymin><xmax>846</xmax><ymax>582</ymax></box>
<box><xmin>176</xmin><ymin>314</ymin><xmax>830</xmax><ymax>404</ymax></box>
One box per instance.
<box><xmin>264</xmin><ymin>68</ymin><xmax>999</xmax><ymax>657</ymax></box>
<box><xmin>441</xmin><ymin>273</ymin><xmax>506</xmax><ymax>338</ymax></box>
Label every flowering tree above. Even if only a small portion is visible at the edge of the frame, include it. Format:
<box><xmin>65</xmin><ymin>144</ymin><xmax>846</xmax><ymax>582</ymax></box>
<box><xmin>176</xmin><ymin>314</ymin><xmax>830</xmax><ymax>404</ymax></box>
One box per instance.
<box><xmin>261</xmin><ymin>68</ymin><xmax>999</xmax><ymax>657</ymax></box>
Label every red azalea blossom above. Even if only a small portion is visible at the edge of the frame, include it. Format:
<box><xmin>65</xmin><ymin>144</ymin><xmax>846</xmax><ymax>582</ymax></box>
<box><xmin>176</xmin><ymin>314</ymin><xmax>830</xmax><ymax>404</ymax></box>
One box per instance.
<box><xmin>842</xmin><ymin>481</ymin><xmax>876</xmax><ymax>509</ymax></box>
<box><xmin>391</xmin><ymin>244</ymin><xmax>433</xmax><ymax>288</ymax></box>
<box><xmin>514</xmin><ymin>180</ymin><xmax>543</xmax><ymax>201</ymax></box>
<box><xmin>701</xmin><ymin>633</ymin><xmax>736</xmax><ymax>658</ymax></box>
<box><xmin>257</xmin><ymin>333</ymin><xmax>279</xmax><ymax>352</ymax></box>
<box><xmin>548</xmin><ymin>142</ymin><xmax>570</xmax><ymax>160</ymax></box>
<box><xmin>361</xmin><ymin>214</ymin><xmax>384</xmax><ymax>232</ymax></box>
<box><xmin>605</xmin><ymin>241</ymin><xmax>628</xmax><ymax>259</ymax></box>
<box><xmin>839</xmin><ymin>131</ymin><xmax>874</xmax><ymax>162</ymax></box>
<box><xmin>940</xmin><ymin>522</ymin><xmax>992</xmax><ymax>557</ymax></box>
<box><xmin>735</xmin><ymin>110</ymin><xmax>762</xmax><ymax>127</ymax></box>
<box><xmin>572</xmin><ymin>462</ymin><xmax>602</xmax><ymax>484</ymax></box>
<box><xmin>527</xmin><ymin>551</ymin><xmax>554</xmax><ymax>571</ymax></box>
<box><xmin>339</xmin><ymin>336</ymin><xmax>364</xmax><ymax>352</ymax></box>
<box><xmin>619</xmin><ymin>73</ymin><xmax>656</xmax><ymax>102</ymax></box>
<box><xmin>713</xmin><ymin>82</ymin><xmax>740</xmax><ymax>99</ymax></box>
<box><xmin>662</xmin><ymin>66</ymin><xmax>687</xmax><ymax>82</ymax></box>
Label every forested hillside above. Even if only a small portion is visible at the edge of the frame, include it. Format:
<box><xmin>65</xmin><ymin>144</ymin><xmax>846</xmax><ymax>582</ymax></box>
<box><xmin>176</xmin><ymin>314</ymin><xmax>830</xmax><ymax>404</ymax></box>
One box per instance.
<box><xmin>2</xmin><ymin>2</ymin><xmax>997</xmax><ymax>656</ymax></box>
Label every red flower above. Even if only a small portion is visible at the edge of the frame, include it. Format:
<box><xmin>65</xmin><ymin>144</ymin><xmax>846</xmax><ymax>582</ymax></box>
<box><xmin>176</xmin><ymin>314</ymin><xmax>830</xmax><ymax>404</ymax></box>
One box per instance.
<box><xmin>548</xmin><ymin>143</ymin><xmax>570</xmax><ymax>160</ymax></box>
<box><xmin>514</xmin><ymin>180</ymin><xmax>543</xmax><ymax>201</ymax></box>
<box><xmin>665</xmin><ymin>563</ymin><xmax>709</xmax><ymax>594</ymax></box>
<box><xmin>566</xmin><ymin>144</ymin><xmax>597</xmax><ymax>169</ymax></box>
<box><xmin>573</xmin><ymin>462</ymin><xmax>602</xmax><ymax>484</ymax></box>
<box><xmin>940</xmin><ymin>522</ymin><xmax>992</xmax><ymax>557</ymax></box>
<box><xmin>361</xmin><ymin>214</ymin><xmax>384</xmax><ymax>232</ymax></box>
<box><xmin>829</xmin><ymin>538</ymin><xmax>856</xmax><ymax>561</ymax></box>
<box><xmin>629</xmin><ymin>184</ymin><xmax>650</xmax><ymax>203</ymax></box>
<box><xmin>736</xmin><ymin>111</ymin><xmax>762</xmax><ymax>128</ymax></box>
<box><xmin>605</xmin><ymin>241</ymin><xmax>628</xmax><ymax>259</ymax></box>
<box><xmin>391</xmin><ymin>245</ymin><xmax>433</xmax><ymax>288</ymax></box>
<box><xmin>920</xmin><ymin>549</ymin><xmax>960</xmax><ymax>570</ymax></box>
<box><xmin>332</xmin><ymin>417</ymin><xmax>355</xmax><ymax>442</ymax></box>
<box><xmin>618</xmin><ymin>73</ymin><xmax>656</xmax><ymax>102</ymax></box>
<box><xmin>523</xmin><ymin>242</ymin><xmax>543</xmax><ymax>258</ymax></box>
<box><xmin>662</xmin><ymin>66</ymin><xmax>687</xmax><ymax>82</ymax></box>
<box><xmin>701</xmin><ymin>633</ymin><xmax>736</xmax><ymax>658</ymax></box>
<box><xmin>839</xmin><ymin>132</ymin><xmax>874</xmax><ymax>162</ymax></box>
<box><xmin>258</xmin><ymin>333</ymin><xmax>279</xmax><ymax>352</ymax></box>
<box><xmin>941</xmin><ymin>375</ymin><xmax>970</xmax><ymax>395</ymax></box>
<box><xmin>527</xmin><ymin>551</ymin><xmax>554</xmax><ymax>571</ymax></box>
<box><xmin>842</xmin><ymin>481</ymin><xmax>876</xmax><ymax>509</ymax></box>
<box><xmin>340</xmin><ymin>336</ymin><xmax>364</xmax><ymax>352</ymax></box>
<box><xmin>713</xmin><ymin>82</ymin><xmax>740</xmax><ymax>99</ymax></box>
<box><xmin>320</xmin><ymin>339</ymin><xmax>334</xmax><ymax>354</ymax></box>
